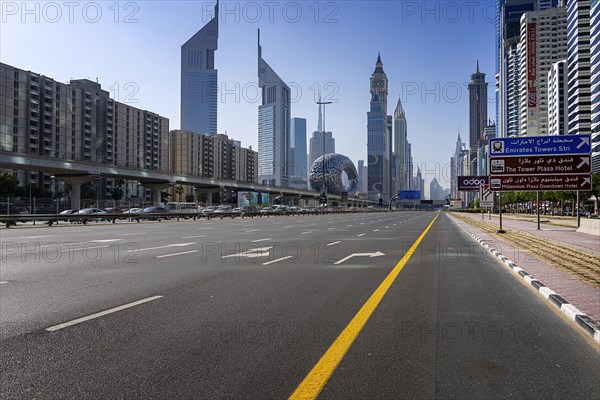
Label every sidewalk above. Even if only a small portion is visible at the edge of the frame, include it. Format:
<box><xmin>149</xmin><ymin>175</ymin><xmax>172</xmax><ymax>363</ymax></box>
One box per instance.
<box><xmin>450</xmin><ymin>214</ymin><xmax>600</xmax><ymax>325</ymax></box>
<box><xmin>467</xmin><ymin>213</ymin><xmax>600</xmax><ymax>256</ymax></box>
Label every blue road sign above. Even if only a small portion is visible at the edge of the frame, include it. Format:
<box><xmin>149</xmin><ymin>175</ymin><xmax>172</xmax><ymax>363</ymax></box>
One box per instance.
<box><xmin>489</xmin><ymin>134</ymin><xmax>591</xmax><ymax>157</ymax></box>
<box><xmin>398</xmin><ymin>190</ymin><xmax>421</xmax><ymax>200</ymax></box>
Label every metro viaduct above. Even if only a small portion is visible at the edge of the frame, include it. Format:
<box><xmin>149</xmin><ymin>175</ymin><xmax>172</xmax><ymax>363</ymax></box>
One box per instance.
<box><xmin>0</xmin><ymin>152</ymin><xmax>372</xmax><ymax>209</ymax></box>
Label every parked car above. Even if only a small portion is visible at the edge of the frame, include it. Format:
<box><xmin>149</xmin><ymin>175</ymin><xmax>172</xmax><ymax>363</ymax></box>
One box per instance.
<box><xmin>104</xmin><ymin>207</ymin><xmax>124</xmax><ymax>214</ymax></box>
<box><xmin>142</xmin><ymin>206</ymin><xmax>166</xmax><ymax>213</ymax></box>
<box><xmin>0</xmin><ymin>202</ymin><xmax>21</xmax><ymax>215</ymax></box>
<box><xmin>59</xmin><ymin>209</ymin><xmax>79</xmax><ymax>215</ymax></box>
<box><xmin>77</xmin><ymin>208</ymin><xmax>108</xmax><ymax>215</ymax></box>
<box><xmin>123</xmin><ymin>208</ymin><xmax>143</xmax><ymax>214</ymax></box>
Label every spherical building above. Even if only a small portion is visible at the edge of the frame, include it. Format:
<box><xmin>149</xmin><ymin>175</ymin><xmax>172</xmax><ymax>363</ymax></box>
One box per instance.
<box><xmin>310</xmin><ymin>153</ymin><xmax>358</xmax><ymax>195</ymax></box>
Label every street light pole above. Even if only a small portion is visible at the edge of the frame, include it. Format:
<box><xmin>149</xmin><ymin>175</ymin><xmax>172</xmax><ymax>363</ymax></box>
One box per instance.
<box><xmin>316</xmin><ymin>100</ymin><xmax>332</xmax><ymax>205</ymax></box>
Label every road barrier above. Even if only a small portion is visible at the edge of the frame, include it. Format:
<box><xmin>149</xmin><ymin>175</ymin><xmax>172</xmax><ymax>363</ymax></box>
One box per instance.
<box><xmin>0</xmin><ymin>208</ymin><xmax>388</xmax><ymax>228</ymax></box>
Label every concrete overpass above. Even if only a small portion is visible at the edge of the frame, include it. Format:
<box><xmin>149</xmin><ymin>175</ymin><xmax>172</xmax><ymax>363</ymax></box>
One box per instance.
<box><xmin>1</xmin><ymin>151</ymin><xmax>373</xmax><ymax>209</ymax></box>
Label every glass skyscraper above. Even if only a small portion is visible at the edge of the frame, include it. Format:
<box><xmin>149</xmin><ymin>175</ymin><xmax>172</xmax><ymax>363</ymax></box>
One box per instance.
<box><xmin>367</xmin><ymin>93</ymin><xmax>387</xmax><ymax>202</ymax></box>
<box><xmin>180</xmin><ymin>1</ymin><xmax>218</xmax><ymax>135</ymax></box>
<box><xmin>258</xmin><ymin>30</ymin><xmax>291</xmax><ymax>187</ymax></box>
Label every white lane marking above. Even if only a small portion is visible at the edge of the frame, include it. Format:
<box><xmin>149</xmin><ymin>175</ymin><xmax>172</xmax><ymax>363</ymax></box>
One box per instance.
<box><xmin>283</xmin><ymin>226</ymin><xmax>293</xmax><ymax>228</ymax></box>
<box><xmin>60</xmin><ymin>245</ymin><xmax>110</xmax><ymax>253</ymax></box>
<box><xmin>346</xmin><ymin>225</ymin><xmax>353</xmax><ymax>227</ymax></box>
<box><xmin>181</xmin><ymin>235</ymin><xmax>206</xmax><ymax>239</ymax></box>
<box><xmin>360</xmin><ymin>222</ymin><xmax>365</xmax><ymax>225</ymax></box>
<box><xmin>19</xmin><ymin>235</ymin><xmax>54</xmax><ymax>239</ymax></box>
<box><xmin>157</xmin><ymin>250</ymin><xmax>199</xmax><ymax>258</ymax></box>
<box><xmin>90</xmin><ymin>239</ymin><xmax>122</xmax><ymax>243</ymax></box>
<box><xmin>117</xmin><ymin>233</ymin><xmax>144</xmax><ymax>236</ymax></box>
<box><xmin>133</xmin><ymin>242</ymin><xmax>197</xmax><ymax>252</ymax></box>
<box><xmin>245</xmin><ymin>229</ymin><xmax>259</xmax><ymax>233</ymax></box>
<box><xmin>45</xmin><ymin>296</ymin><xmax>163</xmax><ymax>332</ymax></box>
<box><xmin>262</xmin><ymin>256</ymin><xmax>293</xmax><ymax>266</ymax></box>
<box><xmin>222</xmin><ymin>247</ymin><xmax>272</xmax><ymax>259</ymax></box>
<box><xmin>373</xmin><ymin>229</ymin><xmax>380</xmax><ymax>232</ymax></box>
<box><xmin>393</xmin><ymin>224</ymin><xmax>397</xmax><ymax>226</ymax></box>
<box><xmin>196</xmin><ymin>227</ymin><xmax>213</xmax><ymax>230</ymax></box>
<box><xmin>385</xmin><ymin>226</ymin><xmax>390</xmax><ymax>229</ymax></box>
<box><xmin>0</xmin><ymin>281</ymin><xmax>8</xmax><ymax>284</ymax></box>
<box><xmin>251</xmin><ymin>238</ymin><xmax>272</xmax><ymax>243</ymax></box>
<box><xmin>300</xmin><ymin>231</ymin><xmax>312</xmax><ymax>235</ymax></box>
<box><xmin>328</xmin><ymin>228</ymin><xmax>336</xmax><ymax>230</ymax></box>
<box><xmin>326</xmin><ymin>241</ymin><xmax>341</xmax><ymax>246</ymax></box>
<box><xmin>357</xmin><ymin>233</ymin><xmax>366</xmax><ymax>237</ymax></box>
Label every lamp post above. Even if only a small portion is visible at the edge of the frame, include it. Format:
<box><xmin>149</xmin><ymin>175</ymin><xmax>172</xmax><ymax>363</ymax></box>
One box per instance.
<box><xmin>316</xmin><ymin>100</ymin><xmax>332</xmax><ymax>205</ymax></box>
<box><xmin>50</xmin><ymin>174</ymin><xmax>59</xmax><ymax>214</ymax></box>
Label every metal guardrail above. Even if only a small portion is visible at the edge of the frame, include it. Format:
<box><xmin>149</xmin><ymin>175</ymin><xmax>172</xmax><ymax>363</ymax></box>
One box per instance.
<box><xmin>0</xmin><ymin>209</ymin><xmax>387</xmax><ymax>228</ymax></box>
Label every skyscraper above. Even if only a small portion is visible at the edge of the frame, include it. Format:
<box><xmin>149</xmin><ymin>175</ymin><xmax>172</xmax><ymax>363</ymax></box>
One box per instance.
<box><xmin>258</xmin><ymin>30</ymin><xmax>291</xmax><ymax>187</ymax></box>
<box><xmin>290</xmin><ymin>118</ymin><xmax>307</xmax><ymax>180</ymax></box>
<box><xmin>367</xmin><ymin>92</ymin><xmax>388</xmax><ymax>202</ymax></box>
<box><xmin>567</xmin><ymin>0</ymin><xmax>592</xmax><ymax>136</ymax></box>
<box><xmin>367</xmin><ymin>54</ymin><xmax>391</xmax><ymax>201</ymax></box>
<box><xmin>468</xmin><ymin>61</ymin><xmax>488</xmax><ymax>147</ymax></box>
<box><xmin>519</xmin><ymin>5</ymin><xmax>568</xmax><ymax>136</ymax></box>
<box><xmin>180</xmin><ymin>1</ymin><xmax>218</xmax><ymax>135</ymax></box>
<box><xmin>308</xmin><ymin>101</ymin><xmax>335</xmax><ymax>168</ymax></box>
<box><xmin>394</xmin><ymin>98</ymin><xmax>409</xmax><ymax>191</ymax></box>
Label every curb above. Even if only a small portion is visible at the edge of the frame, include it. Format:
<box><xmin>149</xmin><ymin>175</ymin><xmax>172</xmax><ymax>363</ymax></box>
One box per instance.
<box><xmin>451</xmin><ymin>217</ymin><xmax>600</xmax><ymax>345</ymax></box>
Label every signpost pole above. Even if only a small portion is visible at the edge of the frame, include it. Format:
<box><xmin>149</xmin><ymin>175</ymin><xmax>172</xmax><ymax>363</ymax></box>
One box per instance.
<box><xmin>498</xmin><ymin>192</ymin><xmax>503</xmax><ymax>232</ymax></box>
<box><xmin>577</xmin><ymin>191</ymin><xmax>581</xmax><ymax>228</ymax></box>
<box><xmin>536</xmin><ymin>191</ymin><xmax>540</xmax><ymax>230</ymax></box>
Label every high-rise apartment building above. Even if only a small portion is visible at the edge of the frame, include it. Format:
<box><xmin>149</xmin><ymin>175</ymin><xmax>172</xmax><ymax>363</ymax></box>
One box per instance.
<box><xmin>567</xmin><ymin>0</ymin><xmax>591</xmax><ymax>136</ymax></box>
<box><xmin>591</xmin><ymin>0</ymin><xmax>600</xmax><ymax>171</ymax></box>
<box><xmin>257</xmin><ymin>30</ymin><xmax>291</xmax><ymax>187</ymax></box>
<box><xmin>548</xmin><ymin>60</ymin><xmax>569</xmax><ymax>135</ymax></box>
<box><xmin>170</xmin><ymin>130</ymin><xmax>257</xmax><ymax>185</ymax></box>
<box><xmin>468</xmin><ymin>62</ymin><xmax>488</xmax><ymax>146</ymax></box>
<box><xmin>180</xmin><ymin>1</ymin><xmax>218</xmax><ymax>135</ymax></box>
<box><xmin>519</xmin><ymin>5</ymin><xmax>568</xmax><ymax>136</ymax></box>
<box><xmin>0</xmin><ymin>62</ymin><xmax>169</xmax><ymax>201</ymax></box>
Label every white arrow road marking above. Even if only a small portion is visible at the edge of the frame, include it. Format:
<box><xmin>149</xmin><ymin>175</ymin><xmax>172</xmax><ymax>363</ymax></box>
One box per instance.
<box><xmin>133</xmin><ymin>242</ymin><xmax>197</xmax><ymax>252</ymax></box>
<box><xmin>222</xmin><ymin>246</ymin><xmax>272</xmax><ymax>259</ymax></box>
<box><xmin>577</xmin><ymin>136</ymin><xmax>590</xmax><ymax>149</ymax></box>
<box><xmin>334</xmin><ymin>251</ymin><xmax>386</xmax><ymax>265</ymax></box>
<box><xmin>577</xmin><ymin>157</ymin><xmax>590</xmax><ymax>169</ymax></box>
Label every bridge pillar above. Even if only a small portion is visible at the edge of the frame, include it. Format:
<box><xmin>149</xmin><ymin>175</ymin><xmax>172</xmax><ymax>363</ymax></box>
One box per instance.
<box><xmin>60</xmin><ymin>176</ymin><xmax>90</xmax><ymax>210</ymax></box>
<box><xmin>140</xmin><ymin>183</ymin><xmax>173</xmax><ymax>206</ymax></box>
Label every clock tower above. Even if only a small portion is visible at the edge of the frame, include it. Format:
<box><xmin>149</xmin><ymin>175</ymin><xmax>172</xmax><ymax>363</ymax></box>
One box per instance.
<box><xmin>370</xmin><ymin>52</ymin><xmax>389</xmax><ymax>115</ymax></box>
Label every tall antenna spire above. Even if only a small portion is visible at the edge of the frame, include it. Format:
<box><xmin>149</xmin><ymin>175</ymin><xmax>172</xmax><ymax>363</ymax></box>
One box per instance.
<box><xmin>317</xmin><ymin>95</ymin><xmax>323</xmax><ymax>132</ymax></box>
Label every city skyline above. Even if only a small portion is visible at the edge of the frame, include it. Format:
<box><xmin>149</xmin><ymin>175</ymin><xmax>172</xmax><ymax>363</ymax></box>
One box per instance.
<box><xmin>1</xmin><ymin>1</ymin><xmax>496</xmax><ymax>196</ymax></box>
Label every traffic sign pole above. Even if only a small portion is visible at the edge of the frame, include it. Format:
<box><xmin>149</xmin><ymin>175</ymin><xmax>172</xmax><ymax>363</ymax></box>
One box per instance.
<box><xmin>536</xmin><ymin>191</ymin><xmax>540</xmax><ymax>230</ymax></box>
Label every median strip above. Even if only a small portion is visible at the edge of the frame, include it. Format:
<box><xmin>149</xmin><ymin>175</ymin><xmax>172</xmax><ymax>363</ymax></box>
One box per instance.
<box><xmin>45</xmin><ymin>295</ymin><xmax>163</xmax><ymax>332</ymax></box>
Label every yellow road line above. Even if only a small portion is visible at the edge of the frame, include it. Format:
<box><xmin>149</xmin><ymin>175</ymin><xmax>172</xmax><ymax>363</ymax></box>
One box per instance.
<box><xmin>289</xmin><ymin>214</ymin><xmax>439</xmax><ymax>400</ymax></box>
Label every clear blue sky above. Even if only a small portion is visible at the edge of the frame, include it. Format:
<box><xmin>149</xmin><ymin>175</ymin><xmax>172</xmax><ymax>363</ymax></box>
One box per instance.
<box><xmin>1</xmin><ymin>0</ymin><xmax>495</xmax><ymax>194</ymax></box>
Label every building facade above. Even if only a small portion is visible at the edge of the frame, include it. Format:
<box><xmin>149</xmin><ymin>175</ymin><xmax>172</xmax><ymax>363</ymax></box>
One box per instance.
<box><xmin>257</xmin><ymin>30</ymin><xmax>291</xmax><ymax>187</ymax></box>
<box><xmin>393</xmin><ymin>98</ymin><xmax>410</xmax><ymax>191</ymax></box>
<box><xmin>518</xmin><ymin>5</ymin><xmax>568</xmax><ymax>136</ymax></box>
<box><xmin>180</xmin><ymin>1</ymin><xmax>218</xmax><ymax>135</ymax></box>
<box><xmin>548</xmin><ymin>60</ymin><xmax>569</xmax><ymax>135</ymax></box>
<box><xmin>590</xmin><ymin>0</ymin><xmax>600</xmax><ymax>172</ymax></box>
<box><xmin>567</xmin><ymin>0</ymin><xmax>591</xmax><ymax>136</ymax></box>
